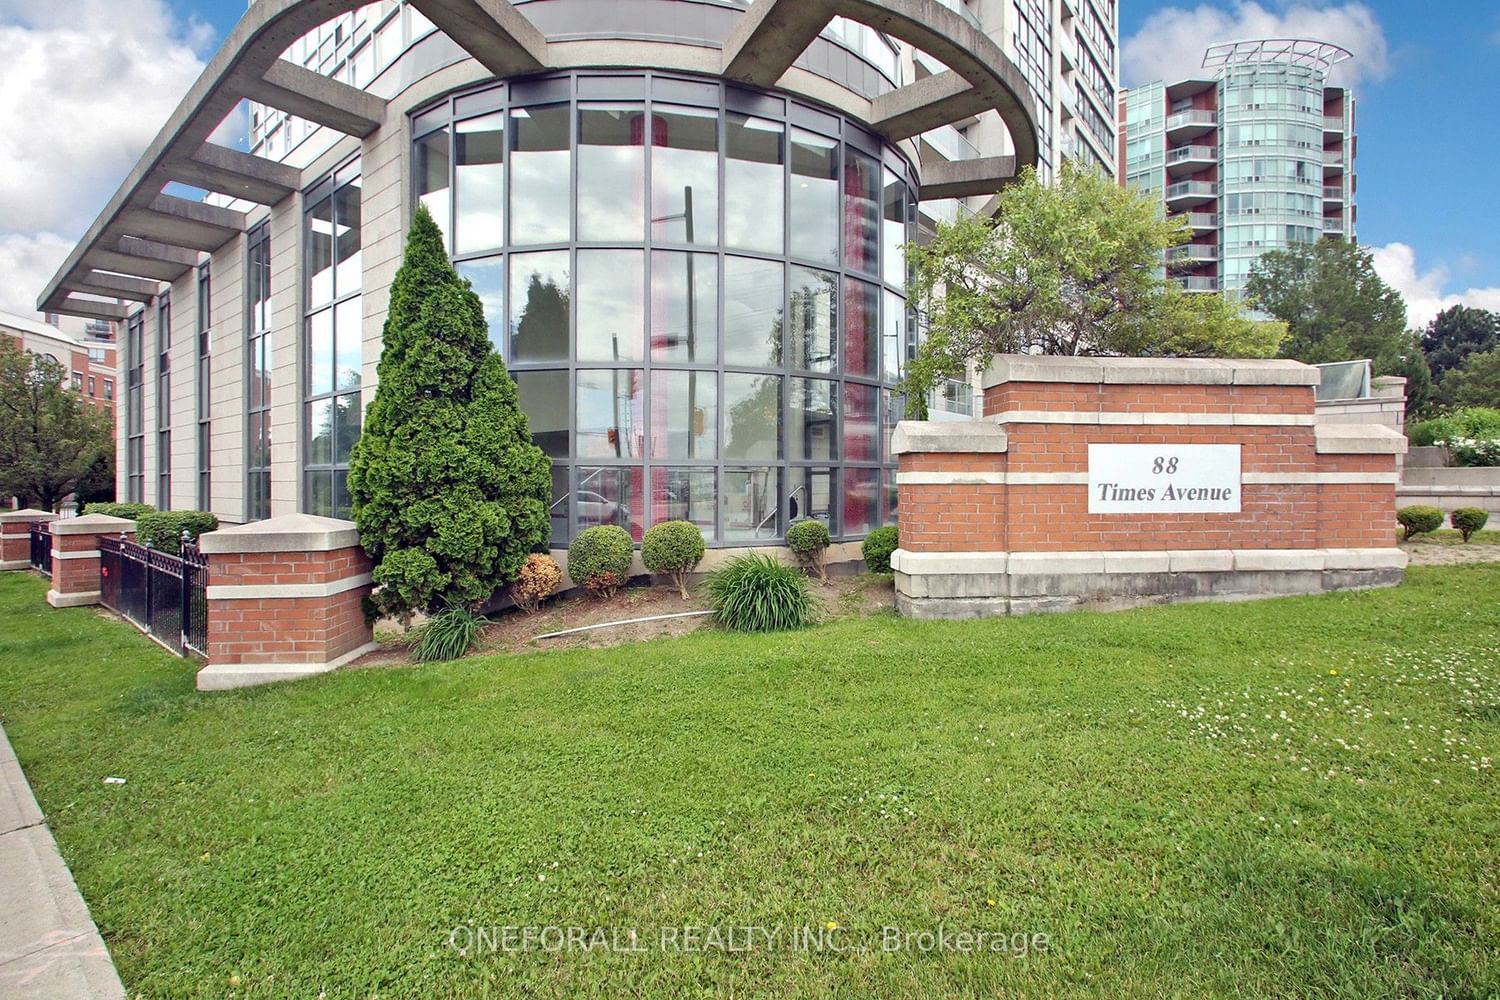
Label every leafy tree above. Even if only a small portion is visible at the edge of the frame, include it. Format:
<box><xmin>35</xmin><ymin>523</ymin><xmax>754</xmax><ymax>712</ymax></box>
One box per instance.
<box><xmin>904</xmin><ymin>162</ymin><xmax>1281</xmax><ymax>402</ymax></box>
<box><xmin>348</xmin><ymin>204</ymin><xmax>552</xmax><ymax>619</ymax></box>
<box><xmin>1441</xmin><ymin>347</ymin><xmax>1500</xmax><ymax>409</ymax></box>
<box><xmin>0</xmin><ymin>337</ymin><xmax>114</xmax><ymax>510</ymax></box>
<box><xmin>1422</xmin><ymin>305</ymin><xmax>1498</xmax><ymax>384</ymax></box>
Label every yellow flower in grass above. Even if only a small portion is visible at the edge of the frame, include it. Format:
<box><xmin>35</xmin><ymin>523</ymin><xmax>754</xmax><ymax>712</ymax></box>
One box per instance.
<box><xmin>826</xmin><ymin>921</ymin><xmax>839</xmax><ymax>930</ymax></box>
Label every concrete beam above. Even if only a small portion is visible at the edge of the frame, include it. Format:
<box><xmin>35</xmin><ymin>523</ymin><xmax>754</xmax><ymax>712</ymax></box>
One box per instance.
<box><xmin>117</xmin><ymin>194</ymin><xmax>248</xmax><ymax>253</ymax></box>
<box><xmin>162</xmin><ymin>143</ymin><xmax>301</xmax><ymax>206</ymax></box>
<box><xmin>411</xmin><ymin>0</ymin><xmax>548</xmax><ymax>77</ymax></box>
<box><xmin>56</xmin><ymin>296</ymin><xmax>130</xmax><ymax>322</ymax></box>
<box><xmin>239</xmin><ymin>59</ymin><xmax>385</xmax><ymax>138</ymax></box>
<box><xmin>918</xmin><ymin>155</ymin><xmax>1018</xmax><ymax>200</ymax></box>
<box><xmin>871</xmin><ymin>71</ymin><xmax>991</xmax><ymax>140</ymax></box>
<box><xmin>722</xmin><ymin>0</ymin><xmax>835</xmax><ymax>86</ymax></box>
<box><xmin>68</xmin><ymin>271</ymin><xmax>161</xmax><ymax>303</ymax></box>
<box><xmin>84</xmin><ymin>237</ymin><xmax>200</xmax><ymax>283</ymax></box>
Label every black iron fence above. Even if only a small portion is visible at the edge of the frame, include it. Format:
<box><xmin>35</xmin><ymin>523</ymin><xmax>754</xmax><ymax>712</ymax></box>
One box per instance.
<box><xmin>99</xmin><ymin>533</ymin><xmax>209</xmax><ymax>657</ymax></box>
<box><xmin>28</xmin><ymin>523</ymin><xmax>51</xmax><ymax>577</ymax></box>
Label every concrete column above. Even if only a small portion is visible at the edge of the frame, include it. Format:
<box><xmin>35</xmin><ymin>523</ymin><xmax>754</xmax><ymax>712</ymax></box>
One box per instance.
<box><xmin>0</xmin><ymin>510</ymin><xmax>56</xmax><ymax>572</ymax></box>
<box><xmin>47</xmin><ymin>515</ymin><xmax>137</xmax><ymax>608</ymax></box>
<box><xmin>196</xmin><ymin>513</ymin><xmax>377</xmax><ymax>691</ymax></box>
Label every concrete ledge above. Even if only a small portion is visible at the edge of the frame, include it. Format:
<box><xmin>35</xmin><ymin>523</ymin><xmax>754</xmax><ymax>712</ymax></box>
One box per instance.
<box><xmin>1314</xmin><ymin>423</ymin><xmax>1408</xmax><ymax>455</ymax></box>
<box><xmin>205</xmin><ymin>572</ymin><xmax>373</xmax><ymax>600</ymax></box>
<box><xmin>895</xmin><ymin>471</ymin><xmax>1006</xmax><ymax>485</ymax></box>
<box><xmin>198</xmin><ymin>513</ymin><xmax>360</xmax><ymax>554</ymax></box>
<box><xmin>1243</xmin><ymin>472</ymin><xmax>1401</xmax><ymax>485</ymax></box>
<box><xmin>987</xmin><ymin>410</ymin><xmax>1317</xmax><ymax>426</ymax></box>
<box><xmin>983</xmin><ymin>354</ymin><xmax>1320</xmax><ymax>388</ymax></box>
<box><xmin>48</xmin><ymin>514</ymin><xmax>134</xmax><ymax>536</ymax></box>
<box><xmin>1167</xmin><ymin>549</ymin><xmax>1235</xmax><ymax>573</ymax></box>
<box><xmin>0</xmin><ymin>560</ymin><xmax>29</xmax><ymax>572</ymax></box>
<box><xmin>46</xmin><ymin>590</ymin><xmax>101</xmax><ymax>609</ymax></box>
<box><xmin>196</xmin><ymin>641</ymin><xmax>379</xmax><ymax>691</ymax></box>
<box><xmin>1323</xmin><ymin>548</ymin><xmax>1408</xmax><ymax>570</ymax></box>
<box><xmin>1007</xmin><ymin>552</ymin><xmax>1106</xmax><ymax>574</ymax></box>
<box><xmin>891</xmin><ymin>549</ymin><xmax>1008</xmax><ymax>575</ymax></box>
<box><xmin>0</xmin><ymin>509</ymin><xmax>56</xmax><ymax>526</ymax></box>
<box><xmin>53</xmin><ymin>550</ymin><xmax>105</xmax><ymax>561</ymax></box>
<box><xmin>1231</xmin><ymin>549</ymin><xmax>1326</xmax><ymax>572</ymax></box>
<box><xmin>891</xmin><ymin>420</ymin><xmax>1008</xmax><ymax>455</ymax></box>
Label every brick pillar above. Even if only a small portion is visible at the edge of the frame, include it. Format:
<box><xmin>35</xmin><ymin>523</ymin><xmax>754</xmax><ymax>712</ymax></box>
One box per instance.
<box><xmin>0</xmin><ymin>509</ymin><xmax>56</xmax><ymax>571</ymax></box>
<box><xmin>196</xmin><ymin>513</ymin><xmax>376</xmax><ymax>691</ymax></box>
<box><xmin>47</xmin><ymin>514</ymin><xmax>137</xmax><ymax>608</ymax></box>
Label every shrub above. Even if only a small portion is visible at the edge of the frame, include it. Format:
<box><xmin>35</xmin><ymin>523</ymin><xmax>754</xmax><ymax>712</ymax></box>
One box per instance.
<box><xmin>1407</xmin><ymin>417</ymin><xmax>1456</xmax><ymax>448</ymax></box>
<box><xmin>706</xmin><ymin>554</ymin><xmax>815</xmax><ymax>633</ymax></box>
<box><xmin>641</xmin><ymin>520</ymin><xmax>706</xmax><ymax>599</ymax></box>
<box><xmin>1450</xmin><ymin>507</ymin><xmax>1490</xmax><ymax>543</ymax></box>
<box><xmin>862</xmin><ymin>525</ymin><xmax>900</xmax><ymax>574</ymax></box>
<box><xmin>568</xmin><ymin>525</ymin><xmax>633</xmax><ymax>599</ymax></box>
<box><xmin>83</xmin><ymin>502</ymin><xmax>154</xmax><ymax>520</ymax></box>
<box><xmin>409</xmin><ymin>601</ymin><xmax>488</xmax><ymax>662</ymax></box>
<box><xmin>1397</xmin><ymin>505</ymin><xmax>1444</xmax><ymax>541</ymax></box>
<box><xmin>785</xmin><ymin>518</ymin><xmax>831</xmax><ymax>584</ymax></box>
<box><xmin>1444</xmin><ymin>437</ymin><xmax>1500</xmax><ymax>467</ymax></box>
<box><xmin>136</xmin><ymin>511</ymin><xmax>219</xmax><ymax>554</ymax></box>
<box><xmin>511</xmin><ymin>553</ymin><xmax>562</xmax><ymax>613</ymax></box>
<box><xmin>348</xmin><ymin>203</ymin><xmax>552</xmax><ymax>620</ymax></box>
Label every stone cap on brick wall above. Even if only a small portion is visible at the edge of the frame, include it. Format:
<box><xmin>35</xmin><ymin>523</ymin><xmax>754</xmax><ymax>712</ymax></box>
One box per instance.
<box><xmin>198</xmin><ymin>512</ymin><xmax>360</xmax><ymax>554</ymax></box>
<box><xmin>0</xmin><ymin>508</ymin><xmax>56</xmax><ymax>525</ymax></box>
<box><xmin>982</xmin><ymin>354</ymin><xmax>1321</xmax><ymax>387</ymax></box>
<box><xmin>1314</xmin><ymin>423</ymin><xmax>1408</xmax><ymax>455</ymax></box>
<box><xmin>891</xmin><ymin>421</ymin><xmax>1009</xmax><ymax>455</ymax></box>
<box><xmin>49</xmin><ymin>513</ymin><xmax>136</xmax><ymax>535</ymax></box>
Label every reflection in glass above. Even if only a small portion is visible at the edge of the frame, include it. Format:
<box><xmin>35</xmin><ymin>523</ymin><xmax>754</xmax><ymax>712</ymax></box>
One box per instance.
<box><xmin>457</xmin><ymin>258</ymin><xmax>505</xmax><ymax>354</ymax></box>
<box><xmin>576</xmin><ymin>249</ymin><xmax>644</xmax><ymax>362</ymax></box>
<box><xmin>308</xmin><ymin>397</ymin><xmax>333</xmax><ymax>466</ymax></box>
<box><xmin>652</xmin><ymin>105</ymin><xmax>717</xmax><ymax>246</ymax></box>
<box><xmin>881</xmin><ymin>290</ymin><xmax>905</xmax><ymax>381</ymax></box>
<box><xmin>510</xmin><ymin>105</ymin><xmax>571</xmax><ymax>245</ymax></box>
<box><xmin>884</xmin><ymin>468</ymin><xmax>897</xmax><ymax>524</ymax></box>
<box><xmin>333</xmin><ymin>391</ymin><xmax>361</xmax><ymax>464</ymax></box>
<box><xmin>455</xmin><ymin>113</ymin><xmax>504</xmax><ymax>254</ymax></box>
<box><xmin>882</xmin><ymin>168</ymin><xmax>906</xmax><ymax>290</ymax></box>
<box><xmin>578</xmin><ymin>104</ymin><xmax>645</xmax><ymax>242</ymax></box>
<box><xmin>334</xmin><ymin>175</ymin><xmax>362</xmax><ymax>294</ymax></box>
<box><xmin>653</xmin><ymin>468</ymin><xmax>715</xmax><ymax>538</ymax></box>
<box><xmin>789</xmin><ymin>267</ymin><xmax>837</xmax><ymax>372</ymax></box>
<box><xmin>725</xmin><ymin>114</ymin><xmax>783</xmax><ymax>253</ymax></box>
<box><xmin>723</xmin><ymin>257</ymin><xmax>782</xmax><ymax>367</ymax></box>
<box><xmin>547</xmin><ymin>464</ymin><xmax>569</xmax><ymax>545</ymax></box>
<box><xmin>787</xmin><ymin>467</ymin><xmax>832</xmax><ymax>524</ymax></box>
<box><xmin>334</xmin><ymin>297</ymin><xmax>361</xmax><ymax>391</ymax></box>
<box><xmin>651</xmin><ymin>251</ymin><xmax>717</xmax><ymax>362</ymax></box>
<box><xmin>842</xmin><ymin>466</ymin><xmax>878</xmax><ymax>535</ymax></box>
<box><xmin>575</xmin><ymin>466</ymin><xmax>644</xmax><ymax>540</ymax></box>
<box><xmin>844</xmin><ymin>381</ymin><xmax>878</xmax><ymax>461</ymax></box>
<box><xmin>843</xmin><ymin>148</ymin><xmax>880</xmax><ymax>274</ymax></box>
<box><xmin>843</xmin><ymin>277</ymin><xmax>879</xmax><ymax>378</ymax></box>
<box><xmin>649</xmin><ymin>370</ymin><xmax>716</xmax><ymax>459</ymax></box>
<box><xmin>722</xmin><ymin>467</ymin><xmax>779</xmax><ymax>541</ymax></box>
<box><xmin>306</xmin><ymin>197</ymin><xmax>334</xmax><ymax>307</ymax></box>
<box><xmin>789</xmin><ymin>129</ymin><xmax>839</xmax><ymax>266</ymax></box>
<box><xmin>415</xmin><ymin>127</ymin><xmax>450</xmax><ymax>246</ymax></box>
<box><xmin>788</xmin><ymin>377</ymin><xmax>836</xmax><ymax>462</ymax></box>
<box><xmin>576</xmin><ymin>369</ymin><xmax>644</xmax><ymax>458</ymax></box>
<box><xmin>723</xmin><ymin>373</ymin><xmax>780</xmax><ymax>460</ymax></box>
<box><xmin>882</xmin><ymin>388</ymin><xmax>906</xmax><ymax>462</ymax></box>
<box><xmin>307</xmin><ymin>308</ymin><xmax>333</xmax><ymax>395</ymax></box>
<box><xmin>509</xmin><ymin>251</ymin><xmax>570</xmax><ymax>363</ymax></box>
<box><xmin>514</xmin><ymin>370</ymin><xmax>569</xmax><ymax>458</ymax></box>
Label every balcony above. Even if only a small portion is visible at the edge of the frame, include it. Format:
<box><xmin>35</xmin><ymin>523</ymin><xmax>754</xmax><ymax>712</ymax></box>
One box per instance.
<box><xmin>1323</xmin><ymin>184</ymin><xmax>1344</xmax><ymax>202</ymax></box>
<box><xmin>1164</xmin><ymin>180</ymin><xmax>1218</xmax><ymax>207</ymax></box>
<box><xmin>1182</xmin><ymin>212</ymin><xmax>1220</xmax><ymax>231</ymax></box>
<box><xmin>1323</xmin><ymin>218</ymin><xmax>1345</xmax><ymax>235</ymax></box>
<box><xmin>1164</xmin><ymin>109</ymin><xmax>1217</xmax><ymax>140</ymax></box>
<box><xmin>928</xmin><ymin>377</ymin><xmax>976</xmax><ymax>418</ymax></box>
<box><xmin>1166</xmin><ymin>243</ymin><xmax>1220</xmax><ymax>267</ymax></box>
<box><xmin>1323</xmin><ymin>115</ymin><xmax>1345</xmax><ymax>135</ymax></box>
<box><xmin>1323</xmin><ymin>149</ymin><xmax>1345</xmax><ymax>175</ymax></box>
<box><xmin>921</xmin><ymin>124</ymin><xmax>981</xmax><ymax>163</ymax></box>
<box><xmin>1165</xmin><ymin>144</ymin><xmax>1218</xmax><ymax>177</ymax></box>
<box><xmin>1173</xmin><ymin>276</ymin><xmax>1220</xmax><ymax>293</ymax></box>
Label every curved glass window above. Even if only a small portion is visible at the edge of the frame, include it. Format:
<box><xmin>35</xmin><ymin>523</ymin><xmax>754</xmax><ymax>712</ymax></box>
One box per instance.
<box><xmin>414</xmin><ymin>72</ymin><xmax>916</xmax><ymax>545</ymax></box>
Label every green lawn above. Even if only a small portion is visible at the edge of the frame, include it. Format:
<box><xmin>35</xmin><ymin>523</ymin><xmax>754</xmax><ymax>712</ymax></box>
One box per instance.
<box><xmin>1</xmin><ymin>568</ymin><xmax>1497</xmax><ymax>999</ymax></box>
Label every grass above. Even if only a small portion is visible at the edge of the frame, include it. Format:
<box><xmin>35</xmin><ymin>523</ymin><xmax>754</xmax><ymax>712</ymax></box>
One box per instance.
<box><xmin>1404</xmin><ymin>528</ymin><xmax>1500</xmax><ymax>546</ymax></box>
<box><xmin>0</xmin><ymin>568</ymin><xmax>1497</xmax><ymax>998</ymax></box>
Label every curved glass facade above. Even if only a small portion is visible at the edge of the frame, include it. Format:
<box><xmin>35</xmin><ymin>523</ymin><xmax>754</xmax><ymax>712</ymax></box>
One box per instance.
<box><xmin>412</xmin><ymin>72</ymin><xmax>917</xmax><ymax>546</ymax></box>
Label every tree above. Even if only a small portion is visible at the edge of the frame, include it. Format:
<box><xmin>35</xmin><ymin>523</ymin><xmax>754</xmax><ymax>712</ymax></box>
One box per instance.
<box><xmin>0</xmin><ymin>338</ymin><xmax>114</xmax><ymax>510</ymax></box>
<box><xmin>904</xmin><ymin>162</ymin><xmax>1282</xmax><ymax>402</ymax></box>
<box><xmin>1422</xmin><ymin>305</ymin><xmax>1498</xmax><ymax>385</ymax></box>
<box><xmin>1441</xmin><ymin>347</ymin><xmax>1500</xmax><ymax>409</ymax></box>
<box><xmin>347</xmin><ymin>204</ymin><xmax>552</xmax><ymax>619</ymax></box>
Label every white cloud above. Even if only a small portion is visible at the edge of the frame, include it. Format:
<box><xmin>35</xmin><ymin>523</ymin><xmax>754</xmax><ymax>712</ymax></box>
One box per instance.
<box><xmin>1122</xmin><ymin>2</ymin><xmax>1390</xmax><ymax>89</ymax></box>
<box><xmin>0</xmin><ymin>0</ymin><xmax>211</xmax><ymax>312</ymax></box>
<box><xmin>1370</xmin><ymin>242</ymin><xmax>1500</xmax><ymax>329</ymax></box>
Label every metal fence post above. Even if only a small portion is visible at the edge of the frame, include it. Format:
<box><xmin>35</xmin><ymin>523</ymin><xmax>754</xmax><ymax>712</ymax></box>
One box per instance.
<box><xmin>180</xmin><ymin>530</ymin><xmax>191</xmax><ymax>651</ymax></box>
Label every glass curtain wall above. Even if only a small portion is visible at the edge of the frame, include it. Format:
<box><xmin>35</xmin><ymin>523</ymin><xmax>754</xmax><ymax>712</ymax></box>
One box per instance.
<box><xmin>156</xmin><ymin>293</ymin><xmax>171</xmax><ymax>505</ymax></box>
<box><xmin>413</xmin><ymin>72</ymin><xmax>916</xmax><ymax>546</ymax></box>
<box><xmin>246</xmin><ymin>224</ymin><xmax>273</xmax><ymax>521</ymax></box>
<box><xmin>126</xmin><ymin>312</ymin><xmax>145</xmax><ymax>503</ymax></box>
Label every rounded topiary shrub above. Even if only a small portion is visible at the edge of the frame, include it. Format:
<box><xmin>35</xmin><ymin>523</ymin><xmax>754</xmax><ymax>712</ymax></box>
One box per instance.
<box><xmin>641</xmin><ymin>520</ymin><xmax>706</xmax><ymax>599</ymax></box>
<box><xmin>568</xmin><ymin>524</ymin><xmax>633</xmax><ymax>599</ymax></box>
<box><xmin>83</xmin><ymin>502</ymin><xmax>155</xmax><ymax>520</ymax></box>
<box><xmin>1450</xmin><ymin>507</ymin><xmax>1489</xmax><ymax>543</ymax></box>
<box><xmin>137</xmin><ymin>511</ymin><xmax>219</xmax><ymax>554</ymax></box>
<box><xmin>1397</xmin><ymin>505</ymin><xmax>1444</xmax><ymax>541</ymax></box>
<box><xmin>786</xmin><ymin>518</ymin><xmax>831</xmax><ymax>583</ymax></box>
<box><xmin>862</xmin><ymin>525</ymin><xmax>899</xmax><ymax>573</ymax></box>
<box><xmin>706</xmin><ymin>554</ymin><xmax>814</xmax><ymax>633</ymax></box>
<box><xmin>511</xmin><ymin>553</ymin><xmax>562</xmax><ymax>612</ymax></box>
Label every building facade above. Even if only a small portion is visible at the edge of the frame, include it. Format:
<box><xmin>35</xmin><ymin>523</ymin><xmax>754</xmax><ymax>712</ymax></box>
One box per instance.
<box><xmin>38</xmin><ymin>0</ymin><xmax>1048</xmax><ymax>551</ymax></box>
<box><xmin>0</xmin><ymin>310</ymin><xmax>118</xmax><ymax>416</ymax></box>
<box><xmin>1118</xmin><ymin>39</ymin><xmax>1356</xmax><ymax>300</ymax></box>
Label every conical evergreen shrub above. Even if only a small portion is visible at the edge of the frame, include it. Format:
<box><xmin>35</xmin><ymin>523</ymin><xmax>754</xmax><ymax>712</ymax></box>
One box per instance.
<box><xmin>348</xmin><ymin>204</ymin><xmax>552</xmax><ymax>618</ymax></box>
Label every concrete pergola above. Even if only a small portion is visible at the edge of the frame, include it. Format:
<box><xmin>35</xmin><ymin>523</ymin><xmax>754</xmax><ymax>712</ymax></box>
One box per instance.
<box><xmin>39</xmin><ymin>0</ymin><xmax>1039</xmax><ymax>320</ymax></box>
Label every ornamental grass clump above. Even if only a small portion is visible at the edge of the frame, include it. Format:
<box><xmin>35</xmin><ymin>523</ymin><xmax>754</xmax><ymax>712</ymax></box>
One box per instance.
<box><xmin>409</xmin><ymin>600</ymin><xmax>488</xmax><ymax>662</ymax></box>
<box><xmin>568</xmin><ymin>524</ymin><xmax>633</xmax><ymax>599</ymax></box>
<box><xmin>641</xmin><ymin>520</ymin><xmax>706</xmax><ymax>599</ymax></box>
<box><xmin>786</xmin><ymin>518</ymin><xmax>831</xmax><ymax>584</ymax></box>
<box><xmin>706</xmin><ymin>554</ymin><xmax>815</xmax><ymax>633</ymax></box>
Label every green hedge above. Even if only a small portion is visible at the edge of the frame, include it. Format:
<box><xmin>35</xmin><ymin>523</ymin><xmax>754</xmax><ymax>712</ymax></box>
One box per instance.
<box><xmin>82</xmin><ymin>502</ymin><xmax>155</xmax><ymax>520</ymax></box>
<box><xmin>136</xmin><ymin>511</ymin><xmax>219</xmax><ymax>554</ymax></box>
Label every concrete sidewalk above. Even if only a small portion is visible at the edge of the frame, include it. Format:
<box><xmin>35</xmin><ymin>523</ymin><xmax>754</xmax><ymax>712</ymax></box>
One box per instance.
<box><xmin>0</xmin><ymin>724</ymin><xmax>125</xmax><ymax>998</ymax></box>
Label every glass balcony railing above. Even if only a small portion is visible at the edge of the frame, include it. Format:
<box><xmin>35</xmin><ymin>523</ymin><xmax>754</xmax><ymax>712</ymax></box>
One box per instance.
<box><xmin>1166</xmin><ymin>145</ymin><xmax>1218</xmax><ymax>164</ymax></box>
<box><xmin>1323</xmin><ymin>115</ymin><xmax>1345</xmax><ymax>133</ymax></box>
<box><xmin>1173</xmin><ymin>276</ymin><xmax>1220</xmax><ymax>292</ymax></box>
<box><xmin>1165</xmin><ymin>109</ymin><xmax>1217</xmax><ymax>132</ymax></box>
<box><xmin>1166</xmin><ymin>244</ymin><xmax>1220</xmax><ymax>263</ymax></box>
<box><xmin>1183</xmin><ymin>212</ymin><xmax>1220</xmax><ymax>229</ymax></box>
<box><xmin>1323</xmin><ymin>185</ymin><xmax>1344</xmax><ymax>200</ymax></box>
<box><xmin>1323</xmin><ymin>218</ymin><xmax>1345</xmax><ymax>234</ymax></box>
<box><xmin>1164</xmin><ymin>180</ymin><xmax>1218</xmax><ymax>202</ymax></box>
<box><xmin>922</xmin><ymin>124</ymin><xmax>982</xmax><ymax>162</ymax></box>
<box><xmin>928</xmin><ymin>377</ymin><xmax>976</xmax><ymax>417</ymax></box>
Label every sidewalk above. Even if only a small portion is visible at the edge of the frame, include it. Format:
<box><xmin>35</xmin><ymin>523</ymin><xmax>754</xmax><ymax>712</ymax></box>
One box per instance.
<box><xmin>0</xmin><ymin>724</ymin><xmax>125</xmax><ymax>999</ymax></box>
